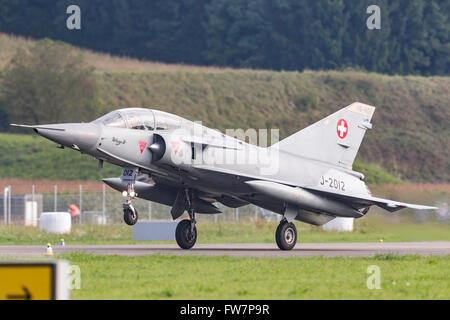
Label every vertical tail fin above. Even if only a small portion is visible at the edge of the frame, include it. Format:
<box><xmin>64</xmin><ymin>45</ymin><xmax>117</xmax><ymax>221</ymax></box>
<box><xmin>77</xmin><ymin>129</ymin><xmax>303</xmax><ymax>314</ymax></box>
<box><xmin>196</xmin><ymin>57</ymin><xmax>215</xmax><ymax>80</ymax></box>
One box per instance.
<box><xmin>271</xmin><ymin>102</ymin><xmax>375</xmax><ymax>168</ymax></box>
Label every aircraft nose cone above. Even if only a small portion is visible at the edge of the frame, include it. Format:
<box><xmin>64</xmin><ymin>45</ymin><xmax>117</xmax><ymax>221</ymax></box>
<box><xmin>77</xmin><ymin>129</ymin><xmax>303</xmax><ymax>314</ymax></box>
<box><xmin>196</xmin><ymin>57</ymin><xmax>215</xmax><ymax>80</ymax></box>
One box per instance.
<box><xmin>34</xmin><ymin>124</ymin><xmax>73</xmax><ymax>146</ymax></box>
<box><xmin>35</xmin><ymin>123</ymin><xmax>101</xmax><ymax>152</ymax></box>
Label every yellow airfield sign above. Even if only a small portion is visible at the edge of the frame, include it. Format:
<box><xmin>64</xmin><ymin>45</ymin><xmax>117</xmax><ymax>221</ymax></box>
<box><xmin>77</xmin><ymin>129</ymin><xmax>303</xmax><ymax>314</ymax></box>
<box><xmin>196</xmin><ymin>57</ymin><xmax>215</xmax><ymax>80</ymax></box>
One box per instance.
<box><xmin>0</xmin><ymin>263</ymin><xmax>56</xmax><ymax>300</ymax></box>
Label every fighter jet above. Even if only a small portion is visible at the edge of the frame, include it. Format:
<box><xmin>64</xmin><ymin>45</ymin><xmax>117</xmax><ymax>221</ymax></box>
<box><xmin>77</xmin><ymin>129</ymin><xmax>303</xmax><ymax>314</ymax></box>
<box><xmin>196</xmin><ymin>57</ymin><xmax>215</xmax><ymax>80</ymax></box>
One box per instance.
<box><xmin>11</xmin><ymin>102</ymin><xmax>436</xmax><ymax>250</ymax></box>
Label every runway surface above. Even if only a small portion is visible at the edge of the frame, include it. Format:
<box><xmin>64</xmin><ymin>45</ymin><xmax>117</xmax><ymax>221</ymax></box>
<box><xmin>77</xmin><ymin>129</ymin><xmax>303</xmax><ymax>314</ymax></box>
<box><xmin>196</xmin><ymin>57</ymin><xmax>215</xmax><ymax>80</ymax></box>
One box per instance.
<box><xmin>0</xmin><ymin>242</ymin><xmax>449</xmax><ymax>257</ymax></box>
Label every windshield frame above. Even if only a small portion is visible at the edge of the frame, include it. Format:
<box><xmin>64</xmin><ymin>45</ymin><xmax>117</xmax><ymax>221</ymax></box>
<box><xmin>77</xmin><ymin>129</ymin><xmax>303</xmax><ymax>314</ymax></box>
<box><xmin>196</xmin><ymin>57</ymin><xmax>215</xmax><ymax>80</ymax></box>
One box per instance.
<box><xmin>92</xmin><ymin>108</ymin><xmax>158</xmax><ymax>131</ymax></box>
<box><xmin>91</xmin><ymin>111</ymin><xmax>127</xmax><ymax>128</ymax></box>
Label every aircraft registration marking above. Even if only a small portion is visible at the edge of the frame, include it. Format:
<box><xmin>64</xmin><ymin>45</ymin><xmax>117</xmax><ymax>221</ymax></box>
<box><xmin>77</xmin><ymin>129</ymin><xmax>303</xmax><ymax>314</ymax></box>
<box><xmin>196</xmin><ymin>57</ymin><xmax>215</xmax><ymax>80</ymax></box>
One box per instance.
<box><xmin>320</xmin><ymin>175</ymin><xmax>345</xmax><ymax>191</ymax></box>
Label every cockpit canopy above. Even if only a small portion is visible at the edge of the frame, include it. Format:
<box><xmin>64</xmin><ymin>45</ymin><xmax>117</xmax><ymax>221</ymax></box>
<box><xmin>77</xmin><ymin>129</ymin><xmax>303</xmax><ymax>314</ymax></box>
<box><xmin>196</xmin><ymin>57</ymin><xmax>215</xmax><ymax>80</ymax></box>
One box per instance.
<box><xmin>92</xmin><ymin>108</ymin><xmax>181</xmax><ymax>131</ymax></box>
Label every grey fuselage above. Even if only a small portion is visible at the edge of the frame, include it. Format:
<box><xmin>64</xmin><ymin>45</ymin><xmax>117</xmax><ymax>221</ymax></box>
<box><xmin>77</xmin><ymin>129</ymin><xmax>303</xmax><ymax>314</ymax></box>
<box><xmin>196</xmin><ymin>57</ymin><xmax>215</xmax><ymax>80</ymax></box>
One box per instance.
<box><xmin>28</xmin><ymin>107</ymin><xmax>372</xmax><ymax>225</ymax></box>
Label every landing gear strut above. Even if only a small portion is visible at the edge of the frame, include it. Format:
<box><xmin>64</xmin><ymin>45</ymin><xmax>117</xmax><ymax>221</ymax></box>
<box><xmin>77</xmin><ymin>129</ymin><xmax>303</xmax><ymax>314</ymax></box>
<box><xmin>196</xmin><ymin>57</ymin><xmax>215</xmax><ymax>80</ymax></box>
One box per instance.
<box><xmin>175</xmin><ymin>189</ymin><xmax>197</xmax><ymax>249</ymax></box>
<box><xmin>122</xmin><ymin>168</ymin><xmax>139</xmax><ymax>226</ymax></box>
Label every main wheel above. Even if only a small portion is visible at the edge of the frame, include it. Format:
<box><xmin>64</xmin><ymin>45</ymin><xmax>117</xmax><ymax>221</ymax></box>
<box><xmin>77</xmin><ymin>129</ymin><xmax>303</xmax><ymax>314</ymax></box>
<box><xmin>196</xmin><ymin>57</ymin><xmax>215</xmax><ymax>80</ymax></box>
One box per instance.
<box><xmin>123</xmin><ymin>207</ymin><xmax>138</xmax><ymax>225</ymax></box>
<box><xmin>176</xmin><ymin>219</ymin><xmax>197</xmax><ymax>249</ymax></box>
<box><xmin>275</xmin><ymin>221</ymin><xmax>297</xmax><ymax>250</ymax></box>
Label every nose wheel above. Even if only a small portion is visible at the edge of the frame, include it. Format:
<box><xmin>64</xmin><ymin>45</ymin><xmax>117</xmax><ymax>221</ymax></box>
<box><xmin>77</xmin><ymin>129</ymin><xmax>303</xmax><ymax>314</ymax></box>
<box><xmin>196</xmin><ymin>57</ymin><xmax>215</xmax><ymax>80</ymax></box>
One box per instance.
<box><xmin>275</xmin><ymin>220</ymin><xmax>297</xmax><ymax>250</ymax></box>
<box><xmin>121</xmin><ymin>167</ymin><xmax>139</xmax><ymax>226</ymax></box>
<box><xmin>123</xmin><ymin>204</ymin><xmax>138</xmax><ymax>226</ymax></box>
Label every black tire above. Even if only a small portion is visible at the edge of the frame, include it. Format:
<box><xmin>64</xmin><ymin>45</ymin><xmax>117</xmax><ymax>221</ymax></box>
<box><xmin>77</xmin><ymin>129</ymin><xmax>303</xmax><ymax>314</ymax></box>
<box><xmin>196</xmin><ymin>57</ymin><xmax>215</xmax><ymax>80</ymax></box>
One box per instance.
<box><xmin>123</xmin><ymin>207</ymin><xmax>138</xmax><ymax>225</ymax></box>
<box><xmin>176</xmin><ymin>219</ymin><xmax>197</xmax><ymax>249</ymax></box>
<box><xmin>275</xmin><ymin>221</ymin><xmax>297</xmax><ymax>250</ymax></box>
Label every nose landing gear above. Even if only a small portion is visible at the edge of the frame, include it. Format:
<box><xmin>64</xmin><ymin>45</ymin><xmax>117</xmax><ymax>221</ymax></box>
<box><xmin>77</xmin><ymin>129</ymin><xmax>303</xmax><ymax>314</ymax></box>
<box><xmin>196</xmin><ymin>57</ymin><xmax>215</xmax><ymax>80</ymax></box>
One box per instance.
<box><xmin>122</xmin><ymin>170</ymin><xmax>139</xmax><ymax>226</ymax></box>
<box><xmin>123</xmin><ymin>203</ymin><xmax>138</xmax><ymax>226</ymax></box>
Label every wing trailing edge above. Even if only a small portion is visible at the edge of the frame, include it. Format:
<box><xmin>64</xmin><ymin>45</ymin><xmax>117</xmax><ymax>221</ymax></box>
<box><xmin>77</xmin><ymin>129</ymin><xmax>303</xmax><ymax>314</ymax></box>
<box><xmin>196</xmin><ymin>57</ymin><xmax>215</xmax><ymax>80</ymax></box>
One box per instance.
<box><xmin>303</xmin><ymin>185</ymin><xmax>438</xmax><ymax>212</ymax></box>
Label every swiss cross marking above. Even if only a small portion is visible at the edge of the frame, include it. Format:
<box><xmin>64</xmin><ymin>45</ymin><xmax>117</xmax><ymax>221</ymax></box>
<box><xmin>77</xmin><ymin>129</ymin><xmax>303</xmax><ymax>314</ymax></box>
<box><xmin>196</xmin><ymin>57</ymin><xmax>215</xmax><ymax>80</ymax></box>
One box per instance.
<box><xmin>337</xmin><ymin>119</ymin><xmax>348</xmax><ymax>139</ymax></box>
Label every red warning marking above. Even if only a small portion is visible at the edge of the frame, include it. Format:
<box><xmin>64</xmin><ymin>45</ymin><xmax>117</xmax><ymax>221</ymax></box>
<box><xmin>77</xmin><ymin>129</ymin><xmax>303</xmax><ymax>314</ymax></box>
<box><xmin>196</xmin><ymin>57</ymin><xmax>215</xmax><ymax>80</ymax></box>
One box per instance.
<box><xmin>138</xmin><ymin>141</ymin><xmax>147</xmax><ymax>154</ymax></box>
<box><xmin>337</xmin><ymin>119</ymin><xmax>348</xmax><ymax>139</ymax></box>
<box><xmin>171</xmin><ymin>141</ymin><xmax>180</xmax><ymax>155</ymax></box>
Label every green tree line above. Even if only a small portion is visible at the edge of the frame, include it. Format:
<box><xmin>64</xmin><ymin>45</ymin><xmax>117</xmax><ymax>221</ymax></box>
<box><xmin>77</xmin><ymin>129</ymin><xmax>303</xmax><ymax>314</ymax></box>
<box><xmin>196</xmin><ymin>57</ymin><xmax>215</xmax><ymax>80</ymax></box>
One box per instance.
<box><xmin>0</xmin><ymin>0</ymin><xmax>448</xmax><ymax>75</ymax></box>
<box><xmin>0</xmin><ymin>40</ymin><xmax>102</xmax><ymax>129</ymax></box>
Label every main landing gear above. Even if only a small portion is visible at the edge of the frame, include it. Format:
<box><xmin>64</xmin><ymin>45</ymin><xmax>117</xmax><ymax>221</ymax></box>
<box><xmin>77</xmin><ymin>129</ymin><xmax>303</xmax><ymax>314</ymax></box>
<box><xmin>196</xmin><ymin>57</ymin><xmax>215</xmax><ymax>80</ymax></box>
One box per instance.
<box><xmin>176</xmin><ymin>210</ymin><xmax>197</xmax><ymax>249</ymax></box>
<box><xmin>175</xmin><ymin>189</ymin><xmax>197</xmax><ymax>250</ymax></box>
<box><xmin>275</xmin><ymin>205</ymin><xmax>298</xmax><ymax>250</ymax></box>
<box><xmin>275</xmin><ymin>219</ymin><xmax>297</xmax><ymax>250</ymax></box>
